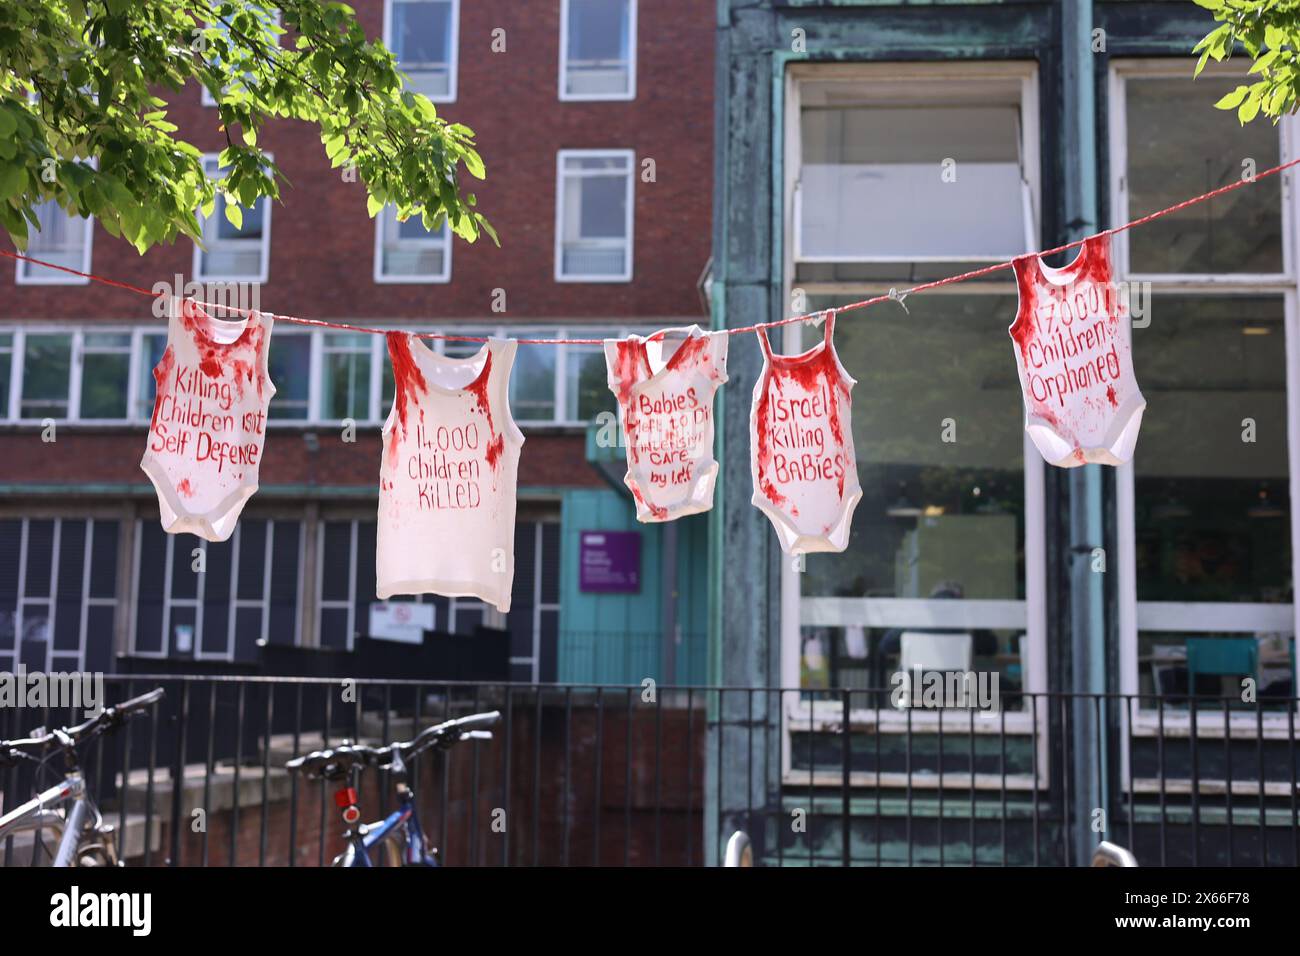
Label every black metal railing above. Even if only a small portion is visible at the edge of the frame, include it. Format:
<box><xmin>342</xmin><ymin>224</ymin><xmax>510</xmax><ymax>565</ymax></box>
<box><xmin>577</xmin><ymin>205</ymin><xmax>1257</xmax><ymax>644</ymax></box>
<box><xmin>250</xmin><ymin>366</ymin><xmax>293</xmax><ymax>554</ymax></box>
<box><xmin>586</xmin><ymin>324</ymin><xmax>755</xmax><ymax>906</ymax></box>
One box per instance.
<box><xmin>1</xmin><ymin>677</ymin><xmax>1296</xmax><ymax>866</ymax></box>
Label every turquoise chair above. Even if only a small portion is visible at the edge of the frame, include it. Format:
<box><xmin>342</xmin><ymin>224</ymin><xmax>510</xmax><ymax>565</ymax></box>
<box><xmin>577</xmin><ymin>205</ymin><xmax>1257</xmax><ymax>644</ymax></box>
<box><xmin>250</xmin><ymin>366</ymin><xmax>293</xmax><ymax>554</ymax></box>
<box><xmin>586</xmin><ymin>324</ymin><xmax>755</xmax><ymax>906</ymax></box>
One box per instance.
<box><xmin>1185</xmin><ymin>637</ymin><xmax>1258</xmax><ymax>698</ymax></box>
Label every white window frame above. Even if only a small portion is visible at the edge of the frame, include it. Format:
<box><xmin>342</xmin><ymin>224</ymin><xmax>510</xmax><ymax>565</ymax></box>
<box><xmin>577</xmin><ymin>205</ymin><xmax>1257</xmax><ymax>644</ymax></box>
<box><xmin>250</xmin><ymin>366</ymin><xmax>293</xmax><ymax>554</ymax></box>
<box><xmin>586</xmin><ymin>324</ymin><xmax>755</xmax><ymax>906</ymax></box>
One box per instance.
<box><xmin>372</xmin><ymin>206</ymin><xmax>452</xmax><ymax>284</ymax></box>
<box><xmin>558</xmin><ymin>0</ymin><xmax>637</xmax><ymax>103</ymax></box>
<box><xmin>0</xmin><ymin>322</ymin><xmax>660</xmax><ymax>427</ymax></box>
<box><xmin>2</xmin><ymin>517</ymin><xmax>109</xmax><ymax>673</ymax></box>
<box><xmin>554</xmin><ymin>149</ymin><xmax>636</xmax><ymax>282</ymax></box>
<box><xmin>315</xmin><ymin>516</ymin><xmax>491</xmax><ymax>651</ymax></box>
<box><xmin>14</xmin><ymin>199</ymin><xmax>94</xmax><ymax>286</ymax></box>
<box><xmin>193</xmin><ymin>153</ymin><xmax>273</xmax><ymax>284</ymax></box>
<box><xmin>1109</xmin><ymin>60</ymin><xmax>1300</xmax><ymax>746</ymax></box>
<box><xmin>317</xmin><ymin>330</ymin><xmax>382</xmax><ymax>421</ymax></box>
<box><xmin>76</xmin><ymin>329</ymin><xmax>134</xmax><ymax>422</ymax></box>
<box><xmin>780</xmin><ymin>62</ymin><xmax>1049</xmax><ymax>789</ymax></box>
<box><xmin>128</xmin><ymin>517</ymin><xmax>299</xmax><ymax>662</ymax></box>
<box><xmin>383</xmin><ymin>0</ymin><xmax>460</xmax><ymax>105</ymax></box>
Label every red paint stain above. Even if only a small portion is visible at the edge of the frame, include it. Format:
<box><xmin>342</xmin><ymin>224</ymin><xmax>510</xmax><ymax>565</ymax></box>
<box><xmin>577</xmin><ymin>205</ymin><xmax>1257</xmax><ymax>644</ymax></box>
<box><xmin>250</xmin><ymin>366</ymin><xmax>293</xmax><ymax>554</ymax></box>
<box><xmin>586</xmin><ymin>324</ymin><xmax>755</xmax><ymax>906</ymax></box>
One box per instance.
<box><xmin>485</xmin><ymin>433</ymin><xmax>504</xmax><ymax>469</ymax></box>
<box><xmin>177</xmin><ymin>478</ymin><xmax>195</xmax><ymax>498</ymax></box>
<box><xmin>462</xmin><ymin>349</ymin><xmax>501</xmax><ymax>469</ymax></box>
<box><xmin>1105</xmin><ymin>383</ymin><xmax>1118</xmax><ymax>408</ymax></box>
<box><xmin>754</xmin><ymin>324</ymin><xmax>850</xmax><ymax>505</ymax></box>
<box><xmin>149</xmin><ymin>345</ymin><xmax>176</xmax><ymax>435</ymax></box>
<box><xmin>386</xmin><ymin>332</ymin><xmax>429</xmax><ymax>465</ymax></box>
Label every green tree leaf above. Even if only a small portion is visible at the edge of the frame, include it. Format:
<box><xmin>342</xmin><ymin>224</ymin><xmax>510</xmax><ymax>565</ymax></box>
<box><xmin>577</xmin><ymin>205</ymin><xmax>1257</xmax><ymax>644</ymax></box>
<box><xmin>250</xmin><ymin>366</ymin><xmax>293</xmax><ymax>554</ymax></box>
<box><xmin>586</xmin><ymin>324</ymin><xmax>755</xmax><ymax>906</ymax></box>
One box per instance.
<box><xmin>0</xmin><ymin>0</ymin><xmax>492</xmax><ymax>254</ymax></box>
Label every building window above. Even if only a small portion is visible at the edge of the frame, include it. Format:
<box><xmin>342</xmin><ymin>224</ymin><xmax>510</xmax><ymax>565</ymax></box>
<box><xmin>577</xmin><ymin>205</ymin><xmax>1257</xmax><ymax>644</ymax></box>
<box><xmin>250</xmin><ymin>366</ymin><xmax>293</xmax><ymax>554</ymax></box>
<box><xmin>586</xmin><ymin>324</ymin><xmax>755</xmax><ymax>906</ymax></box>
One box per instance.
<box><xmin>384</xmin><ymin>0</ymin><xmax>459</xmax><ymax>103</ymax></box>
<box><xmin>15</xmin><ymin>199</ymin><xmax>93</xmax><ymax>284</ymax></box>
<box><xmin>132</xmin><ymin>517</ymin><xmax>301</xmax><ymax>661</ymax></box>
<box><xmin>783</xmin><ymin>64</ymin><xmax>1046</xmax><ymax>783</ymax></box>
<box><xmin>20</xmin><ymin>332</ymin><xmax>72</xmax><ymax>420</ymax></box>
<box><xmin>194</xmin><ymin>155</ymin><xmax>271</xmax><ymax>282</ymax></box>
<box><xmin>510</xmin><ymin>336</ymin><xmax>559</xmax><ymax>422</ymax></box>
<box><xmin>0</xmin><ymin>518</ymin><xmax>118</xmax><ymax>674</ymax></box>
<box><xmin>510</xmin><ymin>519</ymin><xmax>562</xmax><ymax>682</ymax></box>
<box><xmin>555</xmin><ymin>150</ymin><xmax>635</xmax><ymax>281</ymax></box>
<box><xmin>79</xmin><ymin>333</ymin><xmax>132</xmax><ymax>420</ymax></box>
<box><xmin>564</xmin><ymin>331</ymin><xmax>619</xmax><ymax>422</ymax></box>
<box><xmin>320</xmin><ymin>332</ymin><xmax>379</xmax><ymax>421</ymax></box>
<box><xmin>268</xmin><ymin>332</ymin><xmax>311</xmax><ymax>420</ymax></box>
<box><xmin>560</xmin><ymin>0</ymin><xmax>636</xmax><ymax>101</ymax></box>
<box><xmin>796</xmin><ymin>73</ymin><xmax>1034</xmax><ymax>264</ymax></box>
<box><xmin>317</xmin><ymin>518</ymin><xmax>485</xmax><ymax>650</ymax></box>
<box><xmin>0</xmin><ymin>333</ymin><xmax>11</xmax><ymax>419</ymax></box>
<box><xmin>1110</xmin><ymin>62</ymin><xmax>1297</xmax><ymax>722</ymax></box>
<box><xmin>373</xmin><ymin>205</ymin><xmax>451</xmax><ymax>283</ymax></box>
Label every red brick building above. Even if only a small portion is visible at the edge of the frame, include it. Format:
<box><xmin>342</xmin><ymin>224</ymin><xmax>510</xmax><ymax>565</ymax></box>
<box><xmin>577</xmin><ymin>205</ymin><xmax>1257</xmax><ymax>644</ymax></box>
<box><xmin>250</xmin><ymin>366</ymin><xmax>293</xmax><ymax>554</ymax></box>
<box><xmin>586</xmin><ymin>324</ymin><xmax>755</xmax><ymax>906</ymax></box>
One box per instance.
<box><xmin>0</xmin><ymin>0</ymin><xmax>714</xmax><ymax>682</ymax></box>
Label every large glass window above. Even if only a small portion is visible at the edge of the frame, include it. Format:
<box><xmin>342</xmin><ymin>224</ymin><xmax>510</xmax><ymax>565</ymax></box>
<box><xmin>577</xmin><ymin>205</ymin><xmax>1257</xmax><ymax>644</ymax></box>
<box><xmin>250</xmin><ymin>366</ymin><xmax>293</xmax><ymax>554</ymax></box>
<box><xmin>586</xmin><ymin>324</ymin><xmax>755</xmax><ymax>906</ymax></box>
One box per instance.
<box><xmin>797</xmin><ymin>76</ymin><xmax>1033</xmax><ymax>264</ymax></box>
<box><xmin>1114</xmin><ymin>64</ymin><xmax>1296</xmax><ymax>714</ymax></box>
<box><xmin>386</xmin><ymin>0</ymin><xmax>458</xmax><ymax>102</ymax></box>
<box><xmin>133</xmin><ymin>517</ymin><xmax>300</xmax><ymax>661</ymax></box>
<box><xmin>556</xmin><ymin>150</ymin><xmax>635</xmax><ymax>281</ymax></box>
<box><xmin>560</xmin><ymin>0</ymin><xmax>636</xmax><ymax>101</ymax></box>
<box><xmin>788</xmin><ymin>65</ymin><xmax>1042</xmax><ymax>727</ymax></box>
<box><xmin>1124</xmin><ymin>76</ymin><xmax>1283</xmax><ymax>276</ymax></box>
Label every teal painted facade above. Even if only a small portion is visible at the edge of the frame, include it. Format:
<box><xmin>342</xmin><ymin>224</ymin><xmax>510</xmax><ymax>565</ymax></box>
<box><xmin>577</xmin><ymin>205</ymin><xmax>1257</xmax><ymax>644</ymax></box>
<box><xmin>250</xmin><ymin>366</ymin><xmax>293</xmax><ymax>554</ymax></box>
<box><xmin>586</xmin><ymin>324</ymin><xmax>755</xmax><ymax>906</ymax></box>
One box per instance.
<box><xmin>557</xmin><ymin>487</ymin><xmax>711</xmax><ymax>685</ymax></box>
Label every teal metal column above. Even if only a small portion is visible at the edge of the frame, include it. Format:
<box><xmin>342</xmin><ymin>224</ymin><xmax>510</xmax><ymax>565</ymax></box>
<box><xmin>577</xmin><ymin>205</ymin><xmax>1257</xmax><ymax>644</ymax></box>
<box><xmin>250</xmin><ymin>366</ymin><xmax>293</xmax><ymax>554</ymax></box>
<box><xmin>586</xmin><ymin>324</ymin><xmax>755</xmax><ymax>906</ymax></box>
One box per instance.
<box><xmin>1062</xmin><ymin>0</ymin><xmax>1108</xmax><ymax>866</ymax></box>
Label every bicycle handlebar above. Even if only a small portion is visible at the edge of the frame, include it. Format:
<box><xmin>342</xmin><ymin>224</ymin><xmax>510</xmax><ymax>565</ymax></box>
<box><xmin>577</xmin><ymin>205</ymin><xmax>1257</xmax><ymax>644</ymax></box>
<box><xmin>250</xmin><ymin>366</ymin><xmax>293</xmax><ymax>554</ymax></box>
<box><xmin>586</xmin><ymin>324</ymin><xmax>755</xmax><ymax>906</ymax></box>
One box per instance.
<box><xmin>0</xmin><ymin>687</ymin><xmax>166</xmax><ymax>766</ymax></box>
<box><xmin>287</xmin><ymin>710</ymin><xmax>501</xmax><ymax>781</ymax></box>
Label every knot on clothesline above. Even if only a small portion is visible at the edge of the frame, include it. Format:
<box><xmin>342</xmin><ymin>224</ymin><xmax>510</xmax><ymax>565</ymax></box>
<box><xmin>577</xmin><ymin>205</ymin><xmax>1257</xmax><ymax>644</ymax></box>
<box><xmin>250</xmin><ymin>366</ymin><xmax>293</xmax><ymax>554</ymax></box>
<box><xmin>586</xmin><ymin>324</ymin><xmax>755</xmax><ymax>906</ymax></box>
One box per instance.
<box><xmin>803</xmin><ymin>308</ymin><xmax>832</xmax><ymax>329</ymax></box>
<box><xmin>887</xmin><ymin>287</ymin><xmax>910</xmax><ymax>315</ymax></box>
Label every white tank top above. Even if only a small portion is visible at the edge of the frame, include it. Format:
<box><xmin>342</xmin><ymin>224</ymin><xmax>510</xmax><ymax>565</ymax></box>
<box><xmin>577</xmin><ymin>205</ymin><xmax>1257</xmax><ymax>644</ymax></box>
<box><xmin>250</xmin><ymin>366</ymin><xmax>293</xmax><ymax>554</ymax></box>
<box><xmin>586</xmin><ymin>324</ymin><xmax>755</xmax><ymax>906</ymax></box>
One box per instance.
<box><xmin>604</xmin><ymin>325</ymin><xmax>728</xmax><ymax>522</ymax></box>
<box><xmin>376</xmin><ymin>333</ymin><xmax>524</xmax><ymax>612</ymax></box>
<box><xmin>140</xmin><ymin>298</ymin><xmax>274</xmax><ymax>542</ymax></box>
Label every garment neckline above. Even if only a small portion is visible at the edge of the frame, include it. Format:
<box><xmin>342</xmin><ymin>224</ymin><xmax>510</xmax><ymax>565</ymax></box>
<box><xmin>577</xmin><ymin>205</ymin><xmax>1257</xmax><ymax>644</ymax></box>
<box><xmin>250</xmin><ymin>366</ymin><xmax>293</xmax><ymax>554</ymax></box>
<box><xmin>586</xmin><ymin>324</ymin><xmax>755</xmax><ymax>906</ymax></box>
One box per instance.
<box><xmin>407</xmin><ymin>334</ymin><xmax>492</xmax><ymax>394</ymax></box>
<box><xmin>639</xmin><ymin>324</ymin><xmax>707</xmax><ymax>379</ymax></box>
<box><xmin>1034</xmin><ymin>237</ymin><xmax>1092</xmax><ymax>287</ymax></box>
<box><xmin>183</xmin><ymin>300</ymin><xmax>255</xmax><ymax>348</ymax></box>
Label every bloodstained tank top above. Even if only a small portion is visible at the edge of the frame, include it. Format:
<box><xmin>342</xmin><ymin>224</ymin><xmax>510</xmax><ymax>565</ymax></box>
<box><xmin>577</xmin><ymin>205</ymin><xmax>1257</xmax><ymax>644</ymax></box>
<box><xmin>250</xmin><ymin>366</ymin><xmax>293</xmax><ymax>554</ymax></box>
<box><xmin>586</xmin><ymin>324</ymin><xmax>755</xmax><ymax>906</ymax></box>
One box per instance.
<box><xmin>376</xmin><ymin>333</ymin><xmax>524</xmax><ymax>613</ymax></box>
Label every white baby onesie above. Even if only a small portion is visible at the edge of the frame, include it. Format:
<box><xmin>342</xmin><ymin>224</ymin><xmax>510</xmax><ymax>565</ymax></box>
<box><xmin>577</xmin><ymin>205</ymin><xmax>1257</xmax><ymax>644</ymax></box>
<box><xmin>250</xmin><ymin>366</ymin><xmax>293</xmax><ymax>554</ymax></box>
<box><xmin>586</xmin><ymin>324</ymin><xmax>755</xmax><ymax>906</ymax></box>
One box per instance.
<box><xmin>604</xmin><ymin>324</ymin><xmax>728</xmax><ymax>522</ymax></box>
<box><xmin>1009</xmin><ymin>234</ymin><xmax>1146</xmax><ymax>467</ymax></box>
<box><xmin>140</xmin><ymin>298</ymin><xmax>274</xmax><ymax>542</ymax></box>
<box><xmin>376</xmin><ymin>333</ymin><xmax>525</xmax><ymax>613</ymax></box>
<box><xmin>750</xmin><ymin>314</ymin><xmax>861</xmax><ymax>554</ymax></box>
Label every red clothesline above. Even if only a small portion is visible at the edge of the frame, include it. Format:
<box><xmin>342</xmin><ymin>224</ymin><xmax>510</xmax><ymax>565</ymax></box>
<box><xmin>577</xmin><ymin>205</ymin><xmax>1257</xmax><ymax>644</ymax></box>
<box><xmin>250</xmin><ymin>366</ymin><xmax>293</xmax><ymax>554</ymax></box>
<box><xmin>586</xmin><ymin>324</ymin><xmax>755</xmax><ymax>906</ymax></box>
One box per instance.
<box><xmin>3</xmin><ymin>155</ymin><xmax>1299</xmax><ymax>345</ymax></box>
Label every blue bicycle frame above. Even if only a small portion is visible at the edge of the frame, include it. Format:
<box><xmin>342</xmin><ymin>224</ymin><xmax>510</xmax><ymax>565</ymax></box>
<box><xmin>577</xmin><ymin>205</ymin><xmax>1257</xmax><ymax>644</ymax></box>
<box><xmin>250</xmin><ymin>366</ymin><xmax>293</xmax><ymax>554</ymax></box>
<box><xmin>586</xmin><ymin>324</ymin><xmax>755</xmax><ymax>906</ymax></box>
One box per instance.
<box><xmin>335</xmin><ymin>750</ymin><xmax>437</xmax><ymax>867</ymax></box>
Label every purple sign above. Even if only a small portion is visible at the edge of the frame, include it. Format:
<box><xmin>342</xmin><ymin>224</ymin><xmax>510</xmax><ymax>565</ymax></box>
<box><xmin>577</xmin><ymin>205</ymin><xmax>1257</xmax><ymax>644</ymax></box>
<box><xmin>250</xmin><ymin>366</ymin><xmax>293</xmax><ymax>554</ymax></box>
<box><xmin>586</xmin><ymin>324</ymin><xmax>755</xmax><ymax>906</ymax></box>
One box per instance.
<box><xmin>579</xmin><ymin>531</ymin><xmax>641</xmax><ymax>593</ymax></box>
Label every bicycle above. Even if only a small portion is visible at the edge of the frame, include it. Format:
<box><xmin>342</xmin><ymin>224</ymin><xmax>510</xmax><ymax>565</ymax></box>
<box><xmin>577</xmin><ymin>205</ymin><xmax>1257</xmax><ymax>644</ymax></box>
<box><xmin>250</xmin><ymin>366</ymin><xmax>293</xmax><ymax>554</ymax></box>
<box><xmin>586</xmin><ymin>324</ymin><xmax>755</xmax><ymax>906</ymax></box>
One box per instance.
<box><xmin>287</xmin><ymin>710</ymin><xmax>500</xmax><ymax>867</ymax></box>
<box><xmin>0</xmin><ymin>687</ymin><xmax>166</xmax><ymax>867</ymax></box>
